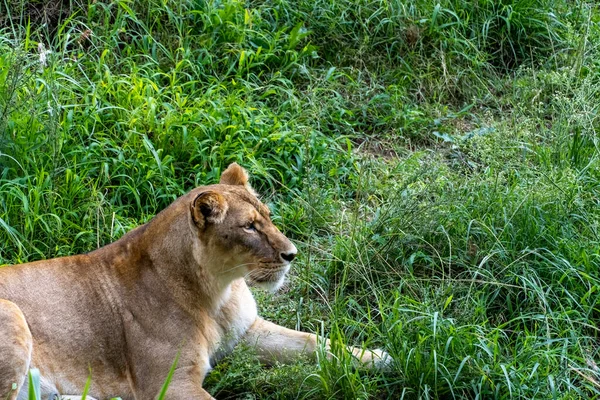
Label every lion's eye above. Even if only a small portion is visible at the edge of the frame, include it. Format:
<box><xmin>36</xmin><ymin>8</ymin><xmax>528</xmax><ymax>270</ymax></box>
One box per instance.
<box><xmin>244</xmin><ymin>222</ymin><xmax>257</xmax><ymax>232</ymax></box>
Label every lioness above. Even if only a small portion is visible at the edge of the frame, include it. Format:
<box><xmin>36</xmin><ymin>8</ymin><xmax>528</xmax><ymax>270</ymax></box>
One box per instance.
<box><xmin>0</xmin><ymin>163</ymin><xmax>390</xmax><ymax>400</ymax></box>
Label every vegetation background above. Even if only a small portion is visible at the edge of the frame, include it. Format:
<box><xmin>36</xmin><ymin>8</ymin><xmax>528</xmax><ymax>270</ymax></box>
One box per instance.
<box><xmin>1</xmin><ymin>0</ymin><xmax>600</xmax><ymax>398</ymax></box>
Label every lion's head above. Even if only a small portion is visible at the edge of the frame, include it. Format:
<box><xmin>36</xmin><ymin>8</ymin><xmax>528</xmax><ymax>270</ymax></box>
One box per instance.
<box><xmin>187</xmin><ymin>163</ymin><xmax>297</xmax><ymax>291</ymax></box>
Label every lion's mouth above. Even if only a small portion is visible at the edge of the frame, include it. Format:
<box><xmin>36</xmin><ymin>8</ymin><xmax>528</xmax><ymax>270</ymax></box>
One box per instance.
<box><xmin>246</xmin><ymin>264</ymin><xmax>290</xmax><ymax>290</ymax></box>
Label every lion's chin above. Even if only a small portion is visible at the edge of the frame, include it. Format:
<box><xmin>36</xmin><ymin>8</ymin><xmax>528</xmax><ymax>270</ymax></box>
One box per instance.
<box><xmin>246</xmin><ymin>265</ymin><xmax>290</xmax><ymax>292</ymax></box>
<box><xmin>252</xmin><ymin>277</ymin><xmax>285</xmax><ymax>292</ymax></box>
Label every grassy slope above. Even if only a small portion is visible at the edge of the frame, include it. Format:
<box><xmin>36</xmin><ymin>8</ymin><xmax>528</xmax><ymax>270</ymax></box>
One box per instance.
<box><xmin>1</xmin><ymin>0</ymin><xmax>600</xmax><ymax>398</ymax></box>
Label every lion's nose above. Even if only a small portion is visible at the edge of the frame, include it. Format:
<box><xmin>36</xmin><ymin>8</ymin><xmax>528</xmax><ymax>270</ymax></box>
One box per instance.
<box><xmin>281</xmin><ymin>251</ymin><xmax>296</xmax><ymax>262</ymax></box>
<box><xmin>281</xmin><ymin>244</ymin><xmax>297</xmax><ymax>263</ymax></box>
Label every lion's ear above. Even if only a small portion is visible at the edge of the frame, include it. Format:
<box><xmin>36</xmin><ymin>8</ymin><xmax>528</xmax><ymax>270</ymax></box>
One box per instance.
<box><xmin>191</xmin><ymin>191</ymin><xmax>228</xmax><ymax>229</ymax></box>
<box><xmin>220</xmin><ymin>163</ymin><xmax>249</xmax><ymax>186</ymax></box>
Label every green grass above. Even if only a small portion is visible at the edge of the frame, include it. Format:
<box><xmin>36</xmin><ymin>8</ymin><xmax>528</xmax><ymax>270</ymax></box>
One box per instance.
<box><xmin>2</xmin><ymin>0</ymin><xmax>600</xmax><ymax>398</ymax></box>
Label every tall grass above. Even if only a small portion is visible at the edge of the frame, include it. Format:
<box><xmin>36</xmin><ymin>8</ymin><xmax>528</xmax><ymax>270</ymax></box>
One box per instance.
<box><xmin>2</xmin><ymin>0</ymin><xmax>600</xmax><ymax>398</ymax></box>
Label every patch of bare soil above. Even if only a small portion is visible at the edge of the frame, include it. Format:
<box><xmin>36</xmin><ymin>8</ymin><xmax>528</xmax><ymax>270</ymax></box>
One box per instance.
<box><xmin>1</xmin><ymin>0</ymin><xmax>76</xmax><ymax>32</ymax></box>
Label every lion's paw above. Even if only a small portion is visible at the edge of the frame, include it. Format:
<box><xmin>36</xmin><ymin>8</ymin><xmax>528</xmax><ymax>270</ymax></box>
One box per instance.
<box><xmin>368</xmin><ymin>348</ymin><xmax>394</xmax><ymax>371</ymax></box>
<box><xmin>352</xmin><ymin>347</ymin><xmax>394</xmax><ymax>371</ymax></box>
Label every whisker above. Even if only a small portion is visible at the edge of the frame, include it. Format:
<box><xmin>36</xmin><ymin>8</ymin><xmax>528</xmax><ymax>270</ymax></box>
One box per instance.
<box><xmin>220</xmin><ymin>262</ymin><xmax>262</xmax><ymax>274</ymax></box>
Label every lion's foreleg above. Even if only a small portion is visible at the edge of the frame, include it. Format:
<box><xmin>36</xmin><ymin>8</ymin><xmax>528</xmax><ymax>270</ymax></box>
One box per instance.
<box><xmin>241</xmin><ymin>317</ymin><xmax>392</xmax><ymax>369</ymax></box>
<box><xmin>158</xmin><ymin>366</ymin><xmax>215</xmax><ymax>400</ymax></box>
<box><xmin>241</xmin><ymin>317</ymin><xmax>320</xmax><ymax>365</ymax></box>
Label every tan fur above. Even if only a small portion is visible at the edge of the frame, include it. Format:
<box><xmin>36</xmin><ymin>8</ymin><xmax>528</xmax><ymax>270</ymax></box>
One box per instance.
<box><xmin>0</xmin><ymin>163</ymin><xmax>390</xmax><ymax>400</ymax></box>
<box><xmin>219</xmin><ymin>162</ymin><xmax>249</xmax><ymax>186</ymax></box>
